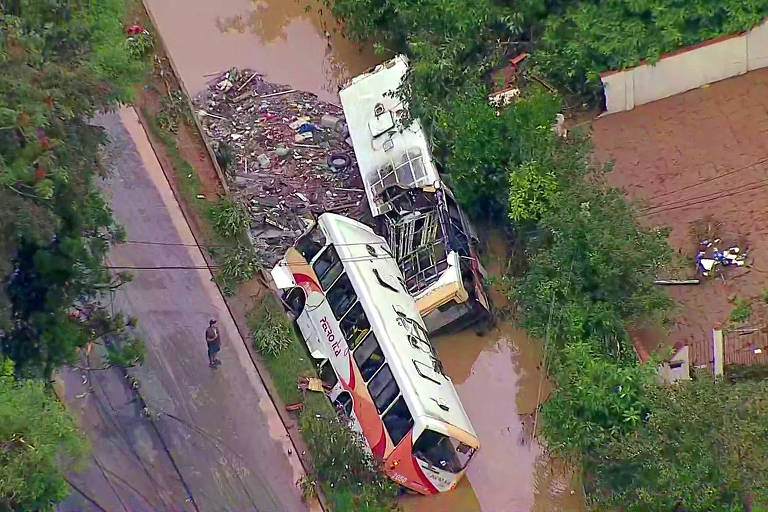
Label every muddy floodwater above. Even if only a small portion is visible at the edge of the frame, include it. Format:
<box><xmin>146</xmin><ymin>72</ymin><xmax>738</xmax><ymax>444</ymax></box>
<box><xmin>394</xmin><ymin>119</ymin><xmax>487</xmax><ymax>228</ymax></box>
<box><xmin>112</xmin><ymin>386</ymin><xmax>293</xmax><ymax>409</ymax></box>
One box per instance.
<box><xmin>144</xmin><ymin>0</ymin><xmax>379</xmax><ymax>101</ymax></box>
<box><xmin>143</xmin><ymin>1</ymin><xmax>585</xmax><ymax>509</ymax></box>
<box><xmin>400</xmin><ymin>235</ymin><xmax>584</xmax><ymax>512</ymax></box>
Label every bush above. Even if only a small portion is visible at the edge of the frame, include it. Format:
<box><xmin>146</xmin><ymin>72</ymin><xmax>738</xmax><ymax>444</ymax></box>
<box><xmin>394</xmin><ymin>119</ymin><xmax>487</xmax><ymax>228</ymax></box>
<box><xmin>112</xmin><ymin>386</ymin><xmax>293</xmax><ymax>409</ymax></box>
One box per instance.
<box><xmin>729</xmin><ymin>297</ymin><xmax>752</xmax><ymax>323</ymax></box>
<box><xmin>587</xmin><ymin>376</ymin><xmax>768</xmax><ymax>511</ymax></box>
<box><xmin>249</xmin><ymin>297</ymin><xmax>293</xmax><ymax>358</ymax></box>
<box><xmin>207</xmin><ymin>198</ymin><xmax>250</xmax><ymax>240</ymax></box>
<box><xmin>215</xmin><ymin>244</ymin><xmax>262</xmax><ymax>295</ymax></box>
<box><xmin>299</xmin><ymin>401</ymin><xmax>398</xmax><ymax>512</ymax></box>
<box><xmin>540</xmin><ymin>341</ymin><xmax>654</xmax><ymax>455</ymax></box>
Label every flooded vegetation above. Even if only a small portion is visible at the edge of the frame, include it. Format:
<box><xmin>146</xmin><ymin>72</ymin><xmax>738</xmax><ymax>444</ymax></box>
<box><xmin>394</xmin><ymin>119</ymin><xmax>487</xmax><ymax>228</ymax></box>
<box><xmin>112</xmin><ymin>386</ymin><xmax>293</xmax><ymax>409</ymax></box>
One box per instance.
<box><xmin>141</xmin><ymin>1</ymin><xmax>584</xmax><ymax>509</ymax></box>
<box><xmin>400</xmin><ymin>235</ymin><xmax>584</xmax><ymax>512</ymax></box>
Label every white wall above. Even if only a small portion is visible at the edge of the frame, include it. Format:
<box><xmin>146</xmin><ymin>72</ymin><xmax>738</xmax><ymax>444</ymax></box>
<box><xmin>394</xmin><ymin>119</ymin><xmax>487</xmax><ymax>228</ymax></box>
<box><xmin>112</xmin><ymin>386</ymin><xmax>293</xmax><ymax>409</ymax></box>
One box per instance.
<box><xmin>602</xmin><ymin>19</ymin><xmax>768</xmax><ymax>114</ymax></box>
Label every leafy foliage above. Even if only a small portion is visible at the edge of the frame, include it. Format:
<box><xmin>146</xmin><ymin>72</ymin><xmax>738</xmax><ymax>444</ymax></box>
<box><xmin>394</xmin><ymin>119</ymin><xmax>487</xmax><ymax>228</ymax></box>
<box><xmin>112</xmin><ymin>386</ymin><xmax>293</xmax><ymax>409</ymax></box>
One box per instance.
<box><xmin>512</xmin><ymin>166</ymin><xmax>672</xmax><ymax>352</ymax></box>
<box><xmin>207</xmin><ymin>198</ymin><xmax>251</xmax><ymax>240</ymax></box>
<box><xmin>215</xmin><ymin>243</ymin><xmax>263</xmax><ymax>296</ymax></box>
<box><xmin>508</xmin><ymin>160</ymin><xmax>560</xmax><ymax>223</ymax></box>
<box><xmin>300</xmin><ymin>400</ymin><xmax>398</xmax><ymax>512</ymax></box>
<box><xmin>587</xmin><ymin>376</ymin><xmax>768</xmax><ymax>511</ymax></box>
<box><xmin>248</xmin><ymin>295</ymin><xmax>293</xmax><ymax>358</ymax></box>
<box><xmin>126</xmin><ymin>30</ymin><xmax>154</xmax><ymax>60</ymax></box>
<box><xmin>729</xmin><ymin>297</ymin><xmax>752</xmax><ymax>323</ymax></box>
<box><xmin>0</xmin><ymin>359</ymin><xmax>88</xmax><ymax>511</ymax></box>
<box><xmin>540</xmin><ymin>341</ymin><xmax>654</xmax><ymax>454</ymax></box>
<box><xmin>0</xmin><ymin>0</ymin><xmax>145</xmax><ymax>376</ymax></box>
<box><xmin>533</xmin><ymin>0</ymin><xmax>768</xmax><ymax>100</ymax></box>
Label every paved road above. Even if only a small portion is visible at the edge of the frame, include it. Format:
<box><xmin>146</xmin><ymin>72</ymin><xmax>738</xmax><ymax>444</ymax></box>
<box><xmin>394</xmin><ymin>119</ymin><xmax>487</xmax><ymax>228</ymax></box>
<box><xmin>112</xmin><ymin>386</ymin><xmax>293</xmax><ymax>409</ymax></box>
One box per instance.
<box><xmin>60</xmin><ymin>108</ymin><xmax>317</xmax><ymax>512</ymax></box>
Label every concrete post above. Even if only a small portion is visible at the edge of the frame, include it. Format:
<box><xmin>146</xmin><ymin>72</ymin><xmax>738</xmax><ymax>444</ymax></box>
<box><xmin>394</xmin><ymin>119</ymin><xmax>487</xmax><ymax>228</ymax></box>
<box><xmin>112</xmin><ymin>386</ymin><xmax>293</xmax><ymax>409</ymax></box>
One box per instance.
<box><xmin>713</xmin><ymin>324</ymin><xmax>724</xmax><ymax>376</ymax></box>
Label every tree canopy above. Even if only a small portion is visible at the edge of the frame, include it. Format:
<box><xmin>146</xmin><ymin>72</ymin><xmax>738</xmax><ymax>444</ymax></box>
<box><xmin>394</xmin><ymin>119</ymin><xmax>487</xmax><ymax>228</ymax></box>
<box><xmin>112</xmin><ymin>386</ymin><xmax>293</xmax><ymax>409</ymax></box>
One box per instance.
<box><xmin>0</xmin><ymin>0</ymin><xmax>143</xmax><ymax>376</ymax></box>
<box><xmin>588</xmin><ymin>376</ymin><xmax>768</xmax><ymax>511</ymax></box>
<box><xmin>0</xmin><ymin>358</ymin><xmax>88</xmax><ymax>511</ymax></box>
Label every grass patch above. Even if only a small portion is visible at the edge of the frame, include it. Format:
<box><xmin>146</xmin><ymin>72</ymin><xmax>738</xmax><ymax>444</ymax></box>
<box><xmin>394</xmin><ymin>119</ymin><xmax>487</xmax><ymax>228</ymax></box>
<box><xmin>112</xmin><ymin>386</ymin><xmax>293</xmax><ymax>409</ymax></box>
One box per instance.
<box><xmin>729</xmin><ymin>297</ymin><xmax>752</xmax><ymax>324</ymax></box>
<box><xmin>247</xmin><ymin>295</ymin><xmax>319</xmax><ymax>405</ymax></box>
<box><xmin>141</xmin><ymin>108</ymin><xmax>208</xmax><ymax>215</ymax></box>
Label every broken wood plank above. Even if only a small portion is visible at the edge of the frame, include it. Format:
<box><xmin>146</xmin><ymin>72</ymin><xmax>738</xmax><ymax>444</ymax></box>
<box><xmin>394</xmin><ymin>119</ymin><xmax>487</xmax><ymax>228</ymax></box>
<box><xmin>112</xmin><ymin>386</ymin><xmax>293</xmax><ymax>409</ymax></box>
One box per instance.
<box><xmin>259</xmin><ymin>89</ymin><xmax>296</xmax><ymax>99</ymax></box>
<box><xmin>236</xmin><ymin>72</ymin><xmax>259</xmax><ymax>92</ymax></box>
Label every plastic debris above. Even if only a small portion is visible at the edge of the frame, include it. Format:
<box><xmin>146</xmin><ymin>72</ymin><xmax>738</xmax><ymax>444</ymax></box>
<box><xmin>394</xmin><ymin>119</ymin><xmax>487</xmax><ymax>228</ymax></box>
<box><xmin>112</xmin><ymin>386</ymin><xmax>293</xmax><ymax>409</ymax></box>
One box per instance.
<box><xmin>193</xmin><ymin>68</ymin><xmax>367</xmax><ymax>265</ymax></box>
<box><xmin>696</xmin><ymin>238</ymin><xmax>748</xmax><ymax>277</ymax></box>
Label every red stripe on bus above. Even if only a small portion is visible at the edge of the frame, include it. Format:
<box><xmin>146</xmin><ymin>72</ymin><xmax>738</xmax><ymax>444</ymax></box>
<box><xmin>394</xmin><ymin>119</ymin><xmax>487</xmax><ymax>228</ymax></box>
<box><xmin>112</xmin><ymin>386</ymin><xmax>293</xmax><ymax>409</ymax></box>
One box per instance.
<box><xmin>372</xmin><ymin>430</ymin><xmax>387</xmax><ymax>458</ymax></box>
<box><xmin>346</xmin><ymin>356</ymin><xmax>356</xmax><ymax>389</ymax></box>
<box><xmin>293</xmin><ymin>272</ymin><xmax>322</xmax><ymax>294</ymax></box>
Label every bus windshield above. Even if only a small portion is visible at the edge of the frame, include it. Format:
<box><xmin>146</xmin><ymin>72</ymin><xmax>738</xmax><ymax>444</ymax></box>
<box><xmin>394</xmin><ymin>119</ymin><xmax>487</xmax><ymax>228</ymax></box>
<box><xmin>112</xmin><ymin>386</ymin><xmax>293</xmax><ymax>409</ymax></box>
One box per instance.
<box><xmin>413</xmin><ymin>429</ymin><xmax>475</xmax><ymax>474</ymax></box>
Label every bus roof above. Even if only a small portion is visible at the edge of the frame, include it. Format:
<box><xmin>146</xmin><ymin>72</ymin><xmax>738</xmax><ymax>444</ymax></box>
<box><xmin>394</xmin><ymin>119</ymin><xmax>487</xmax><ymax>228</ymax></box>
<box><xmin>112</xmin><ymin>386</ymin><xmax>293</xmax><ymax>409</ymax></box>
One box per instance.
<box><xmin>339</xmin><ymin>56</ymin><xmax>441</xmax><ymax>217</ymax></box>
<box><xmin>318</xmin><ymin>213</ymin><xmax>476</xmax><ymax>440</ymax></box>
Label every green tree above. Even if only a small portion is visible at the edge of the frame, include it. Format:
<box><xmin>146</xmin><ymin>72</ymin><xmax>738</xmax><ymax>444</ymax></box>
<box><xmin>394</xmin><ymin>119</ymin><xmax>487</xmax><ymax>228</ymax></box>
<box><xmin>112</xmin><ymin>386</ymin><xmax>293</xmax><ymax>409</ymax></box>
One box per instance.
<box><xmin>588</xmin><ymin>376</ymin><xmax>768</xmax><ymax>512</ymax></box>
<box><xmin>533</xmin><ymin>0</ymin><xmax>768</xmax><ymax>100</ymax></box>
<box><xmin>540</xmin><ymin>340</ymin><xmax>655</xmax><ymax>455</ymax></box>
<box><xmin>0</xmin><ymin>0</ymin><xmax>143</xmax><ymax>375</ymax></box>
<box><xmin>0</xmin><ymin>358</ymin><xmax>88</xmax><ymax>511</ymax></box>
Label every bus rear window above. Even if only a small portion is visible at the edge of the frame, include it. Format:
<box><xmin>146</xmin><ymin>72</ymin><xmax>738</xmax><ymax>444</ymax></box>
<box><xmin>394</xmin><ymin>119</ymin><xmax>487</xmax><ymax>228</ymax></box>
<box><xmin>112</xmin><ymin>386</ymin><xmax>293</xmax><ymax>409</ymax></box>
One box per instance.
<box><xmin>326</xmin><ymin>274</ymin><xmax>357</xmax><ymax>320</ymax></box>
<box><xmin>368</xmin><ymin>364</ymin><xmax>399</xmax><ymax>413</ymax></box>
<box><xmin>313</xmin><ymin>246</ymin><xmax>343</xmax><ymax>290</ymax></box>
<box><xmin>354</xmin><ymin>332</ymin><xmax>384</xmax><ymax>381</ymax></box>
<box><xmin>413</xmin><ymin>429</ymin><xmax>474</xmax><ymax>474</ymax></box>
<box><xmin>383</xmin><ymin>396</ymin><xmax>413</xmax><ymax>446</ymax></box>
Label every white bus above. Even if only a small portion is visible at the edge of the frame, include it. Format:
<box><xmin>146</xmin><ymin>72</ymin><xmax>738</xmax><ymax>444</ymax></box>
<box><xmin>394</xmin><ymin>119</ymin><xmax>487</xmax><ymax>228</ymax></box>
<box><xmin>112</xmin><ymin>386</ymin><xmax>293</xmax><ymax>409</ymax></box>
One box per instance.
<box><xmin>339</xmin><ymin>55</ymin><xmax>491</xmax><ymax>334</ymax></box>
<box><xmin>271</xmin><ymin>213</ymin><xmax>479</xmax><ymax>494</ymax></box>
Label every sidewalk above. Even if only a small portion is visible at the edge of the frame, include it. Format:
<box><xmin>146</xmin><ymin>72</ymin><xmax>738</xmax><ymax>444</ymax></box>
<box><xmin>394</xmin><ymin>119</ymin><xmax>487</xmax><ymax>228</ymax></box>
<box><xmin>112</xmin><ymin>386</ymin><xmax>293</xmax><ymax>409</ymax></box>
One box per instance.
<box><xmin>61</xmin><ymin>108</ymin><xmax>318</xmax><ymax>512</ymax></box>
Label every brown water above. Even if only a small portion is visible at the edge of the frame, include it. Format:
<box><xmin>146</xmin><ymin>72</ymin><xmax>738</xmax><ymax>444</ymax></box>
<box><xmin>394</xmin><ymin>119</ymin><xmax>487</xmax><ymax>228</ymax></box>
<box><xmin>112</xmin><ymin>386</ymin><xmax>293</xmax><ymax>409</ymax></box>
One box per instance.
<box><xmin>400</xmin><ymin>235</ymin><xmax>584</xmax><ymax>512</ymax></box>
<box><xmin>144</xmin><ymin>0</ymin><xmax>379</xmax><ymax>101</ymax></box>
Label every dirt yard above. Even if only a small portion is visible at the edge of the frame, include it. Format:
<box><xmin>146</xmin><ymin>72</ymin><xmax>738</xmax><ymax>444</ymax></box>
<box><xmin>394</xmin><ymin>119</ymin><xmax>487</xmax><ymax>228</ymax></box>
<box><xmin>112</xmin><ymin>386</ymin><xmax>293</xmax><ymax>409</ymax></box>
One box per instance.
<box><xmin>592</xmin><ymin>68</ymin><xmax>768</xmax><ymax>367</ymax></box>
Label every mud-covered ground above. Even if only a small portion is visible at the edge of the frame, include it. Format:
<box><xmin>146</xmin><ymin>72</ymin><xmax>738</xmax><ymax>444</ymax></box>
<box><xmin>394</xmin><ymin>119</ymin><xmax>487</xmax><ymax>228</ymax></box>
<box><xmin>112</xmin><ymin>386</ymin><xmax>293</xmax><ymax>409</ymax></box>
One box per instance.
<box><xmin>594</xmin><ymin>68</ymin><xmax>768</xmax><ymax>367</ymax></box>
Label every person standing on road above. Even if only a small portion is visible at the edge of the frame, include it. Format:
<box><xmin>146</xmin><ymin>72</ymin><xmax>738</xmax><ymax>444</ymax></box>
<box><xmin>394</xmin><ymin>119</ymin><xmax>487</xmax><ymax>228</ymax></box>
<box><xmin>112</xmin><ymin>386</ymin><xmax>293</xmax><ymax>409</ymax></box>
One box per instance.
<box><xmin>206</xmin><ymin>319</ymin><xmax>222</xmax><ymax>368</ymax></box>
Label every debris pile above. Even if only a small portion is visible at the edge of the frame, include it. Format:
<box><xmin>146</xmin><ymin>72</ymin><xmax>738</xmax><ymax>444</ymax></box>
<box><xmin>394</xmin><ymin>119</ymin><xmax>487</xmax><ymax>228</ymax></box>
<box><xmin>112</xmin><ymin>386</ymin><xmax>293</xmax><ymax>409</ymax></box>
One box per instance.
<box><xmin>195</xmin><ymin>68</ymin><xmax>367</xmax><ymax>264</ymax></box>
<box><xmin>695</xmin><ymin>238</ymin><xmax>747</xmax><ymax>277</ymax></box>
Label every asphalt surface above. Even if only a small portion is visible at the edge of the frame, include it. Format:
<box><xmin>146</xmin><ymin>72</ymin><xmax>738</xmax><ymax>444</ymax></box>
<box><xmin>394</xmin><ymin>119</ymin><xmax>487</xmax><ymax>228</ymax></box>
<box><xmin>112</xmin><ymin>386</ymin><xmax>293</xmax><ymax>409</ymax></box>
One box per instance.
<box><xmin>58</xmin><ymin>109</ymin><xmax>316</xmax><ymax>512</ymax></box>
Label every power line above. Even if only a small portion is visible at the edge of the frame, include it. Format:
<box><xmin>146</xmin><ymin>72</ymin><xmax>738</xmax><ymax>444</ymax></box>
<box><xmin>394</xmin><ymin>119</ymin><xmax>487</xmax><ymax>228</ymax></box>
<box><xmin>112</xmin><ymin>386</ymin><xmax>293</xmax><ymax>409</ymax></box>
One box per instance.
<box><xmin>639</xmin><ymin>178</ymin><xmax>768</xmax><ymax>217</ymax></box>
<box><xmin>642</xmin><ymin>154</ymin><xmax>768</xmax><ymax>203</ymax></box>
<box><xmin>105</xmin><ymin>265</ymin><xmax>217</xmax><ymax>270</ymax></box>
<box><xmin>121</xmin><ymin>239</ymin><xmax>392</xmax><ymax>248</ymax></box>
<box><xmin>641</xmin><ymin>174</ymin><xmax>768</xmax><ymax>212</ymax></box>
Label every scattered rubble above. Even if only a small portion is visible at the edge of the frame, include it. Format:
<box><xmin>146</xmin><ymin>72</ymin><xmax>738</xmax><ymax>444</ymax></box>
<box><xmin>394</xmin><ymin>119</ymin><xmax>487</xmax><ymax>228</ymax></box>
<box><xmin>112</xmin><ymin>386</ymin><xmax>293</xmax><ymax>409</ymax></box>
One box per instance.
<box><xmin>696</xmin><ymin>238</ymin><xmax>747</xmax><ymax>277</ymax></box>
<box><xmin>194</xmin><ymin>68</ymin><xmax>368</xmax><ymax>264</ymax></box>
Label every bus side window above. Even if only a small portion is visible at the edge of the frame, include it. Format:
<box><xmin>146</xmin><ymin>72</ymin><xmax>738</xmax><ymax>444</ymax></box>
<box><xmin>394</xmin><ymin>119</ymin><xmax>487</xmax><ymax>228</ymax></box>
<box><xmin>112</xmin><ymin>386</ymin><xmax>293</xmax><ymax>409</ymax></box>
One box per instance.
<box><xmin>313</xmin><ymin>246</ymin><xmax>343</xmax><ymax>290</ymax></box>
<box><xmin>382</xmin><ymin>396</ymin><xmax>413</xmax><ymax>446</ymax></box>
<box><xmin>326</xmin><ymin>274</ymin><xmax>357</xmax><ymax>320</ymax></box>
<box><xmin>334</xmin><ymin>391</ymin><xmax>353</xmax><ymax>418</ymax></box>
<box><xmin>367</xmin><ymin>364</ymin><xmax>399</xmax><ymax>413</ymax></box>
<box><xmin>353</xmin><ymin>332</ymin><xmax>385</xmax><ymax>382</ymax></box>
<box><xmin>318</xmin><ymin>360</ymin><xmax>338</xmax><ymax>389</ymax></box>
<box><xmin>296</xmin><ymin>228</ymin><xmax>326</xmax><ymax>262</ymax></box>
<box><xmin>340</xmin><ymin>302</ymin><xmax>370</xmax><ymax>349</ymax></box>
